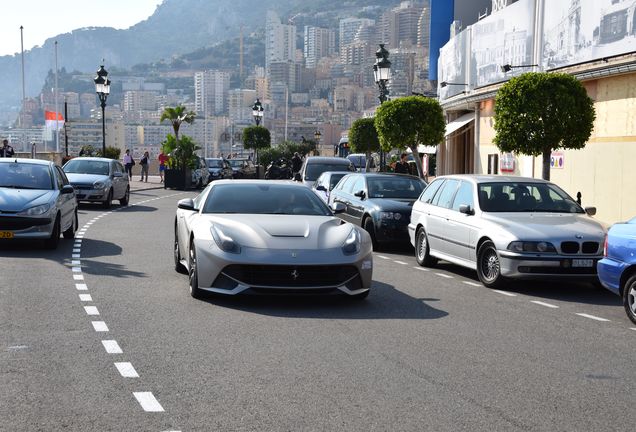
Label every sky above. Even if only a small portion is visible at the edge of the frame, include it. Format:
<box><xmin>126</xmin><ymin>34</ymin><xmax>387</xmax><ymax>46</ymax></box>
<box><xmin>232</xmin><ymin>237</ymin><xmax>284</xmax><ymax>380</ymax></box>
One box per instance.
<box><xmin>0</xmin><ymin>0</ymin><xmax>164</xmax><ymax>57</ymax></box>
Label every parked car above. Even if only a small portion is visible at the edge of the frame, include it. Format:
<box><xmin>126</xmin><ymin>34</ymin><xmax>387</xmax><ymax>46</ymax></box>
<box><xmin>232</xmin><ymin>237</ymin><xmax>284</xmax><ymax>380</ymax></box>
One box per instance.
<box><xmin>347</xmin><ymin>153</ymin><xmax>375</xmax><ymax>172</ymax></box>
<box><xmin>191</xmin><ymin>156</ymin><xmax>210</xmax><ymax>188</ymax></box>
<box><xmin>228</xmin><ymin>158</ymin><xmax>257</xmax><ymax>179</ymax></box>
<box><xmin>329</xmin><ymin>173</ymin><xmax>426</xmax><ymax>249</ymax></box>
<box><xmin>312</xmin><ymin>171</ymin><xmax>350</xmax><ymax>204</ymax></box>
<box><xmin>0</xmin><ymin>158</ymin><xmax>78</xmax><ymax>249</ymax></box>
<box><xmin>597</xmin><ymin>216</ymin><xmax>636</xmax><ymax>324</ymax></box>
<box><xmin>173</xmin><ymin>180</ymin><xmax>373</xmax><ymax>299</ymax></box>
<box><xmin>205</xmin><ymin>158</ymin><xmax>233</xmax><ymax>182</ymax></box>
<box><xmin>299</xmin><ymin>156</ymin><xmax>355</xmax><ymax>188</ymax></box>
<box><xmin>63</xmin><ymin>157</ymin><xmax>129</xmax><ymax>208</ymax></box>
<box><xmin>409</xmin><ymin>175</ymin><xmax>606</xmax><ymax>288</ymax></box>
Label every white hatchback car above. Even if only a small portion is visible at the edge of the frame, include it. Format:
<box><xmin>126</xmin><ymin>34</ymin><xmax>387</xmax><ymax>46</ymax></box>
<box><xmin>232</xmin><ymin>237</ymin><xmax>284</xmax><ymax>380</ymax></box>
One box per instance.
<box><xmin>409</xmin><ymin>175</ymin><xmax>606</xmax><ymax>288</ymax></box>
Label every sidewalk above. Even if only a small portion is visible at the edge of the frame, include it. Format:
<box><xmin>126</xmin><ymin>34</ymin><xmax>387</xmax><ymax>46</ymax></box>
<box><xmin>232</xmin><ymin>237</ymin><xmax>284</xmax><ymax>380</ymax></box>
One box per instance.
<box><xmin>128</xmin><ymin>175</ymin><xmax>166</xmax><ymax>192</ymax></box>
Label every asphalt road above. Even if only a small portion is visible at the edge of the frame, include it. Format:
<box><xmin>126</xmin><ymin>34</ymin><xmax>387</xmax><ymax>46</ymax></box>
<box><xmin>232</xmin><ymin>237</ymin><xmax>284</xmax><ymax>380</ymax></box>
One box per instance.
<box><xmin>1</xmin><ymin>184</ymin><xmax>635</xmax><ymax>431</ymax></box>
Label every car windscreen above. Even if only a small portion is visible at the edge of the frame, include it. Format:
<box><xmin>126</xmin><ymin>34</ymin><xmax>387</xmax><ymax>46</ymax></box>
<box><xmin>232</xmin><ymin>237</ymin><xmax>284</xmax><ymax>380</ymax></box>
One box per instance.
<box><xmin>63</xmin><ymin>159</ymin><xmax>109</xmax><ymax>175</ymax></box>
<box><xmin>305</xmin><ymin>163</ymin><xmax>353</xmax><ymax>181</ymax></box>
<box><xmin>367</xmin><ymin>177</ymin><xmax>425</xmax><ymax>199</ymax></box>
<box><xmin>203</xmin><ymin>184</ymin><xmax>332</xmax><ymax>216</ymax></box>
<box><xmin>207</xmin><ymin>159</ymin><xmax>224</xmax><ymax>168</ymax></box>
<box><xmin>329</xmin><ymin>173</ymin><xmax>348</xmax><ymax>190</ymax></box>
<box><xmin>0</xmin><ymin>163</ymin><xmax>53</xmax><ymax>190</ymax></box>
<box><xmin>348</xmin><ymin>155</ymin><xmax>366</xmax><ymax>168</ymax></box>
<box><xmin>478</xmin><ymin>182</ymin><xmax>585</xmax><ymax>213</ymax></box>
<box><xmin>229</xmin><ymin>160</ymin><xmax>247</xmax><ymax>167</ymax></box>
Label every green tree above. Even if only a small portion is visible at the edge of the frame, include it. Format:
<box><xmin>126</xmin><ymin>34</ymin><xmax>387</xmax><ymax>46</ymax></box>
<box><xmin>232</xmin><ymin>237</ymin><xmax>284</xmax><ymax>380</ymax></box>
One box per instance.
<box><xmin>160</xmin><ymin>105</ymin><xmax>196</xmax><ymax>142</ymax></box>
<box><xmin>349</xmin><ymin>117</ymin><xmax>380</xmax><ymax>170</ymax></box>
<box><xmin>161</xmin><ymin>134</ymin><xmax>200</xmax><ymax>170</ymax></box>
<box><xmin>374</xmin><ymin>96</ymin><xmax>445</xmax><ymax>178</ymax></box>
<box><xmin>493</xmin><ymin>72</ymin><xmax>595</xmax><ymax>181</ymax></box>
<box><xmin>242</xmin><ymin>125</ymin><xmax>271</xmax><ymax>164</ymax></box>
<box><xmin>103</xmin><ymin>146</ymin><xmax>121</xmax><ymax>160</ymax></box>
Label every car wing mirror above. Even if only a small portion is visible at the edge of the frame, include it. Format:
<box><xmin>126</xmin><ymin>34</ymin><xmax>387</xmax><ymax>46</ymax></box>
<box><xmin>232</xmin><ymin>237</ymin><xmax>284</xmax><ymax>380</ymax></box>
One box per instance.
<box><xmin>331</xmin><ymin>202</ymin><xmax>346</xmax><ymax>214</ymax></box>
<box><xmin>585</xmin><ymin>206</ymin><xmax>597</xmax><ymax>216</ymax></box>
<box><xmin>354</xmin><ymin>190</ymin><xmax>366</xmax><ymax>199</ymax></box>
<box><xmin>294</xmin><ymin>173</ymin><xmax>302</xmax><ymax>182</ymax></box>
<box><xmin>316</xmin><ymin>185</ymin><xmax>327</xmax><ymax>191</ymax></box>
<box><xmin>113</xmin><ymin>172</ymin><xmax>123</xmax><ymax>177</ymax></box>
<box><xmin>459</xmin><ymin>204</ymin><xmax>474</xmax><ymax>215</ymax></box>
<box><xmin>177</xmin><ymin>198</ymin><xmax>196</xmax><ymax>211</ymax></box>
<box><xmin>61</xmin><ymin>185</ymin><xmax>75</xmax><ymax>195</ymax></box>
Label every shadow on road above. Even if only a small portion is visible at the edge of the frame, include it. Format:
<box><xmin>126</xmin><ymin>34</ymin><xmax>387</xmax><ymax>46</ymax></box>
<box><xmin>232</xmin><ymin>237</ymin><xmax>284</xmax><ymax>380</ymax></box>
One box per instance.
<box><xmin>79</xmin><ymin>258</ymin><xmax>146</xmax><ymax>279</ymax></box>
<box><xmin>199</xmin><ymin>281</ymin><xmax>449</xmax><ymax>320</ymax></box>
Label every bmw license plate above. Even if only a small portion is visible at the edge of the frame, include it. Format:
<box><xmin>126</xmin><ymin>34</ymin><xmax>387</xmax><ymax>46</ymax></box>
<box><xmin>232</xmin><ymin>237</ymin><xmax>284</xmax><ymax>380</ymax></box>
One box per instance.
<box><xmin>0</xmin><ymin>231</ymin><xmax>14</xmax><ymax>239</ymax></box>
<box><xmin>572</xmin><ymin>259</ymin><xmax>594</xmax><ymax>268</ymax></box>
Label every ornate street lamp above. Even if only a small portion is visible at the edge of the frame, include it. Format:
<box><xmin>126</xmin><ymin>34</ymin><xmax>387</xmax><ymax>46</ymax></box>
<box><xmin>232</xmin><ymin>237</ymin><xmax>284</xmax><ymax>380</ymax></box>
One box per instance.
<box><xmin>500</xmin><ymin>63</ymin><xmax>538</xmax><ymax>73</ymax></box>
<box><xmin>94</xmin><ymin>65</ymin><xmax>110</xmax><ymax>155</ymax></box>
<box><xmin>440</xmin><ymin>81</ymin><xmax>468</xmax><ymax>87</ymax></box>
<box><xmin>314</xmin><ymin>130</ymin><xmax>321</xmax><ymax>155</ymax></box>
<box><xmin>252</xmin><ymin>98</ymin><xmax>264</xmax><ymax>126</ymax></box>
<box><xmin>373</xmin><ymin>44</ymin><xmax>391</xmax><ymax>170</ymax></box>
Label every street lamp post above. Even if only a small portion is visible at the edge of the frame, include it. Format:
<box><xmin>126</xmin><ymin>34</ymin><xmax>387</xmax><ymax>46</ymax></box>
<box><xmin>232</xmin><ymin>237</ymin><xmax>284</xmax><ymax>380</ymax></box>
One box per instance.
<box><xmin>94</xmin><ymin>65</ymin><xmax>110</xmax><ymax>156</ymax></box>
<box><xmin>252</xmin><ymin>98</ymin><xmax>264</xmax><ymax>126</ymax></box>
<box><xmin>373</xmin><ymin>44</ymin><xmax>391</xmax><ymax>171</ymax></box>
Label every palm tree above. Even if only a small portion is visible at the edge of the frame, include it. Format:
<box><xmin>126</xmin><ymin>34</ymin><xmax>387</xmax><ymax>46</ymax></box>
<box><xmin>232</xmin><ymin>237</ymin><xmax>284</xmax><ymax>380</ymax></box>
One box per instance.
<box><xmin>160</xmin><ymin>105</ymin><xmax>196</xmax><ymax>142</ymax></box>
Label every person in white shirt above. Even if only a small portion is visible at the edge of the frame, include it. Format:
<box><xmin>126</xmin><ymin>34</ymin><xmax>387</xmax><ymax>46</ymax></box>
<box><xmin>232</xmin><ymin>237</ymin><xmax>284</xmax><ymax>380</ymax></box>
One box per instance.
<box><xmin>123</xmin><ymin>149</ymin><xmax>134</xmax><ymax>178</ymax></box>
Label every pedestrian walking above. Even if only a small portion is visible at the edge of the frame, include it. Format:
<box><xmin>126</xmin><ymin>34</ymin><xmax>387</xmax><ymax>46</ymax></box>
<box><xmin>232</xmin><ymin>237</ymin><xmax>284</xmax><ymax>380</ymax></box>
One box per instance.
<box><xmin>1</xmin><ymin>139</ymin><xmax>15</xmax><ymax>158</ymax></box>
<box><xmin>394</xmin><ymin>153</ymin><xmax>410</xmax><ymax>174</ymax></box>
<box><xmin>158</xmin><ymin>151</ymin><xmax>169</xmax><ymax>183</ymax></box>
<box><xmin>139</xmin><ymin>151</ymin><xmax>150</xmax><ymax>182</ymax></box>
<box><xmin>123</xmin><ymin>149</ymin><xmax>134</xmax><ymax>178</ymax></box>
<box><xmin>291</xmin><ymin>152</ymin><xmax>302</xmax><ymax>175</ymax></box>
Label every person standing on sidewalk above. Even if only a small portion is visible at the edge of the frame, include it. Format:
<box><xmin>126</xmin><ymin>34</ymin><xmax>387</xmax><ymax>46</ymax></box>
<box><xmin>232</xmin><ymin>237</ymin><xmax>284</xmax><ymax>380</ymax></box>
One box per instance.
<box><xmin>123</xmin><ymin>149</ymin><xmax>134</xmax><ymax>178</ymax></box>
<box><xmin>158</xmin><ymin>151</ymin><xmax>169</xmax><ymax>183</ymax></box>
<box><xmin>1</xmin><ymin>139</ymin><xmax>15</xmax><ymax>158</ymax></box>
<box><xmin>139</xmin><ymin>151</ymin><xmax>150</xmax><ymax>182</ymax></box>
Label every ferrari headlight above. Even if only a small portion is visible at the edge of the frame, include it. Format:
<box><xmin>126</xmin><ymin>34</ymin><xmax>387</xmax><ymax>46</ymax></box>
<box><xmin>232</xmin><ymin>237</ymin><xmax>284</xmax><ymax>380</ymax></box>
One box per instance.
<box><xmin>210</xmin><ymin>225</ymin><xmax>241</xmax><ymax>254</ymax></box>
<box><xmin>507</xmin><ymin>241</ymin><xmax>556</xmax><ymax>253</ymax></box>
<box><xmin>18</xmin><ymin>203</ymin><xmax>51</xmax><ymax>216</ymax></box>
<box><xmin>342</xmin><ymin>228</ymin><xmax>361</xmax><ymax>255</ymax></box>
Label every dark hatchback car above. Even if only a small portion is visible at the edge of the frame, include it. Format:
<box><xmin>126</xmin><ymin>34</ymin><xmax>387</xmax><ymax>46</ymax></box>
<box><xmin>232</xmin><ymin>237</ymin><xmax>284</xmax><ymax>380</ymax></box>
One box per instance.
<box><xmin>329</xmin><ymin>173</ymin><xmax>426</xmax><ymax>249</ymax></box>
<box><xmin>205</xmin><ymin>158</ymin><xmax>233</xmax><ymax>182</ymax></box>
<box><xmin>228</xmin><ymin>158</ymin><xmax>257</xmax><ymax>179</ymax></box>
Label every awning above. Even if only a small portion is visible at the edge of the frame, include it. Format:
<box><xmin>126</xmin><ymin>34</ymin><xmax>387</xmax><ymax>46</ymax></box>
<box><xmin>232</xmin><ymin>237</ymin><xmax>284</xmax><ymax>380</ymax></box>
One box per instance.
<box><xmin>407</xmin><ymin>145</ymin><xmax>438</xmax><ymax>154</ymax></box>
<box><xmin>445</xmin><ymin>113</ymin><xmax>474</xmax><ymax>137</ymax></box>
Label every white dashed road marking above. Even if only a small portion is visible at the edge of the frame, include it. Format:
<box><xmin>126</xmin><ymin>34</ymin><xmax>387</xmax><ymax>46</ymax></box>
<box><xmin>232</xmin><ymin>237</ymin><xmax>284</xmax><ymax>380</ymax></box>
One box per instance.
<box><xmin>435</xmin><ymin>273</ymin><xmax>454</xmax><ymax>279</ymax></box>
<box><xmin>394</xmin><ymin>260</ymin><xmax>408</xmax><ymax>265</ymax></box>
<box><xmin>530</xmin><ymin>300</ymin><xmax>559</xmax><ymax>309</ymax></box>
<box><xmin>414</xmin><ymin>266</ymin><xmax>430</xmax><ymax>272</ymax></box>
<box><xmin>492</xmin><ymin>290</ymin><xmax>517</xmax><ymax>297</ymax></box>
<box><xmin>377</xmin><ymin>255</ymin><xmax>390</xmax><ymax>260</ymax></box>
<box><xmin>75</xmin><ymin>283</ymin><xmax>88</xmax><ymax>291</ymax></box>
<box><xmin>115</xmin><ymin>362</ymin><xmax>139</xmax><ymax>378</ymax></box>
<box><xmin>463</xmin><ymin>281</ymin><xmax>481</xmax><ymax>287</ymax></box>
<box><xmin>102</xmin><ymin>340</ymin><xmax>123</xmax><ymax>354</ymax></box>
<box><xmin>133</xmin><ymin>392</ymin><xmax>165</xmax><ymax>412</ymax></box>
<box><xmin>576</xmin><ymin>313</ymin><xmax>610</xmax><ymax>322</ymax></box>
<box><xmin>79</xmin><ymin>294</ymin><xmax>93</xmax><ymax>302</ymax></box>
<box><xmin>84</xmin><ymin>306</ymin><xmax>100</xmax><ymax>316</ymax></box>
<box><xmin>73</xmin><ymin>275</ymin><xmax>84</xmax><ymax>281</ymax></box>
<box><xmin>72</xmin><ymin>267</ymin><xmax>82</xmax><ymax>273</ymax></box>
<box><xmin>91</xmin><ymin>321</ymin><xmax>109</xmax><ymax>332</ymax></box>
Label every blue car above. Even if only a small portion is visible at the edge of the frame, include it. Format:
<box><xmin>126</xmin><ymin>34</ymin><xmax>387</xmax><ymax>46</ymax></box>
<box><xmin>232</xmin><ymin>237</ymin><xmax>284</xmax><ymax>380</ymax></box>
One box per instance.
<box><xmin>597</xmin><ymin>216</ymin><xmax>636</xmax><ymax>324</ymax></box>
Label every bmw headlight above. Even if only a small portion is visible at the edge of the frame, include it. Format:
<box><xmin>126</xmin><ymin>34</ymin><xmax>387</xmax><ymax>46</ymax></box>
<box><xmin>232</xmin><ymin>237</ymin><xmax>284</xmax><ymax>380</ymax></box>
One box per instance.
<box><xmin>18</xmin><ymin>203</ymin><xmax>51</xmax><ymax>216</ymax></box>
<box><xmin>93</xmin><ymin>181</ymin><xmax>105</xmax><ymax>190</ymax></box>
<box><xmin>342</xmin><ymin>228</ymin><xmax>361</xmax><ymax>255</ymax></box>
<box><xmin>380</xmin><ymin>212</ymin><xmax>403</xmax><ymax>221</ymax></box>
<box><xmin>210</xmin><ymin>225</ymin><xmax>241</xmax><ymax>254</ymax></box>
<box><xmin>507</xmin><ymin>241</ymin><xmax>556</xmax><ymax>253</ymax></box>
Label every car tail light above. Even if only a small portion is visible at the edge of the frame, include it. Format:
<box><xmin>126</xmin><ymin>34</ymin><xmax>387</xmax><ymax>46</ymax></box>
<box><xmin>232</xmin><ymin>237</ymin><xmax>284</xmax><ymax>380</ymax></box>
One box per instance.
<box><xmin>603</xmin><ymin>234</ymin><xmax>608</xmax><ymax>257</ymax></box>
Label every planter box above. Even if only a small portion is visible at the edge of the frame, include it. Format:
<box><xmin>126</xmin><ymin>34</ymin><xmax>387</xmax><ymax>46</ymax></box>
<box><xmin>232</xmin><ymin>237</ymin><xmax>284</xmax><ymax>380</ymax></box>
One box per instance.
<box><xmin>164</xmin><ymin>168</ymin><xmax>191</xmax><ymax>190</ymax></box>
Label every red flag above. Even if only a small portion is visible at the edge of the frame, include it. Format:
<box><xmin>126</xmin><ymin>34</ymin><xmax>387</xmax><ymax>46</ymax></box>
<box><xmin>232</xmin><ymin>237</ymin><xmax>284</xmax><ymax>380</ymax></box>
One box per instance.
<box><xmin>45</xmin><ymin>111</ymin><xmax>64</xmax><ymax>129</ymax></box>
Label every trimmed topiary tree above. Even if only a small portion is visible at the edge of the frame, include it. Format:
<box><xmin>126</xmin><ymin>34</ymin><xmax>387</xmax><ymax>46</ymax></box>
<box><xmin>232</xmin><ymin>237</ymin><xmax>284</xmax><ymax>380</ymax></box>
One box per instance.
<box><xmin>374</xmin><ymin>96</ymin><xmax>445</xmax><ymax>178</ymax></box>
<box><xmin>493</xmin><ymin>72</ymin><xmax>595</xmax><ymax>181</ymax></box>
<box><xmin>349</xmin><ymin>117</ymin><xmax>380</xmax><ymax>171</ymax></box>
<box><xmin>242</xmin><ymin>125</ymin><xmax>271</xmax><ymax>164</ymax></box>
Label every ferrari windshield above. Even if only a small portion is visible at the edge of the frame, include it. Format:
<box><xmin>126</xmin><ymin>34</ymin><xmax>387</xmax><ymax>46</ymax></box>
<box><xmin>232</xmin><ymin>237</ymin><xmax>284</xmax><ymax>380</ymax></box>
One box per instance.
<box><xmin>478</xmin><ymin>182</ymin><xmax>585</xmax><ymax>213</ymax></box>
<box><xmin>0</xmin><ymin>163</ymin><xmax>53</xmax><ymax>190</ymax></box>
<box><xmin>63</xmin><ymin>159</ymin><xmax>110</xmax><ymax>175</ymax></box>
<box><xmin>203</xmin><ymin>183</ymin><xmax>333</xmax><ymax>216</ymax></box>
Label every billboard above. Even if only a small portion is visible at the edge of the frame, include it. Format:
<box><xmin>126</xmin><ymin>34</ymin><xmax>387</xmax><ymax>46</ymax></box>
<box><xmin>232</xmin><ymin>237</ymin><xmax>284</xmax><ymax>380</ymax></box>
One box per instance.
<box><xmin>543</xmin><ymin>0</ymin><xmax>636</xmax><ymax>70</ymax></box>
<box><xmin>470</xmin><ymin>0</ymin><xmax>536</xmax><ymax>87</ymax></box>
<box><xmin>438</xmin><ymin>29</ymin><xmax>469</xmax><ymax>99</ymax></box>
<box><xmin>429</xmin><ymin>0</ymin><xmax>456</xmax><ymax>81</ymax></box>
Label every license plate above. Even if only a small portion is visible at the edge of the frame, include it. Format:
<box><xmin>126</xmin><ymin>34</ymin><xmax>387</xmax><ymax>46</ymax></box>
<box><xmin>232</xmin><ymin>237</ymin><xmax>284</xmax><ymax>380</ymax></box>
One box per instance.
<box><xmin>572</xmin><ymin>259</ymin><xmax>594</xmax><ymax>268</ymax></box>
<box><xmin>0</xmin><ymin>231</ymin><xmax>14</xmax><ymax>239</ymax></box>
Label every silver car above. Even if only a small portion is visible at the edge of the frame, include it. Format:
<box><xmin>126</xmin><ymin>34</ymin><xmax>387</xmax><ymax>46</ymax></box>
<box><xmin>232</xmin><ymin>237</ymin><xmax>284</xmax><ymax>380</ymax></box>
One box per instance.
<box><xmin>62</xmin><ymin>157</ymin><xmax>130</xmax><ymax>208</ymax></box>
<box><xmin>409</xmin><ymin>175</ymin><xmax>606</xmax><ymax>287</ymax></box>
<box><xmin>174</xmin><ymin>180</ymin><xmax>373</xmax><ymax>299</ymax></box>
<box><xmin>0</xmin><ymin>158</ymin><xmax>78</xmax><ymax>249</ymax></box>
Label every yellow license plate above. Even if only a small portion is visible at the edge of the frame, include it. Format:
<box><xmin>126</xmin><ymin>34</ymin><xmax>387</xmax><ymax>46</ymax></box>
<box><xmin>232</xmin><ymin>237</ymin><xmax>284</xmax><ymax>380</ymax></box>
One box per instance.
<box><xmin>0</xmin><ymin>231</ymin><xmax>14</xmax><ymax>239</ymax></box>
